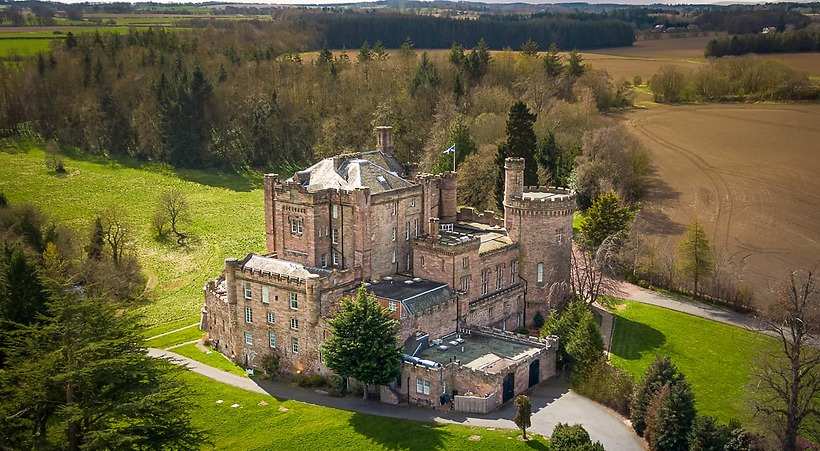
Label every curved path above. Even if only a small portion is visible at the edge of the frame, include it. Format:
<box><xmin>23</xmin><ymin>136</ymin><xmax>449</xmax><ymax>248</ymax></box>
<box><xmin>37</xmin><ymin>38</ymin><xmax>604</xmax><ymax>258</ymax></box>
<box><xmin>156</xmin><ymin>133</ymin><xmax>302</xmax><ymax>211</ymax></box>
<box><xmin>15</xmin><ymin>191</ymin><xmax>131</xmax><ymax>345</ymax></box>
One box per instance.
<box><xmin>149</xmin><ymin>348</ymin><xmax>645</xmax><ymax>450</ymax></box>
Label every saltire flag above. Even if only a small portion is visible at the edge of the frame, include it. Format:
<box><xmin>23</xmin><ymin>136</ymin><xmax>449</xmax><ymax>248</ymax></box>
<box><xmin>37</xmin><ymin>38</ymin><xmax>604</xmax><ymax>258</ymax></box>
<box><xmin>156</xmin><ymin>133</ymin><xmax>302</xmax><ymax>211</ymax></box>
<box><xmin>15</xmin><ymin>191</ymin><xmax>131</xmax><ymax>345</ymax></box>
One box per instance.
<box><xmin>442</xmin><ymin>144</ymin><xmax>456</xmax><ymax>155</ymax></box>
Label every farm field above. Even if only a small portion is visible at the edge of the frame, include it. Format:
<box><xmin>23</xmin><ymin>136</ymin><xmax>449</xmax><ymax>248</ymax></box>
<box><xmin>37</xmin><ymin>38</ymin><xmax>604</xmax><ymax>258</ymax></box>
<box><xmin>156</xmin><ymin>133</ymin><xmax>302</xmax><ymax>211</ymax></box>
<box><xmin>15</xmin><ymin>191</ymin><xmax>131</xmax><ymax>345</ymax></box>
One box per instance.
<box><xmin>621</xmin><ymin>104</ymin><xmax>820</xmax><ymax>309</ymax></box>
<box><xmin>610</xmin><ymin>300</ymin><xmax>777</xmax><ymax>423</ymax></box>
<box><xmin>0</xmin><ymin>144</ymin><xmax>267</xmax><ymax>327</ymax></box>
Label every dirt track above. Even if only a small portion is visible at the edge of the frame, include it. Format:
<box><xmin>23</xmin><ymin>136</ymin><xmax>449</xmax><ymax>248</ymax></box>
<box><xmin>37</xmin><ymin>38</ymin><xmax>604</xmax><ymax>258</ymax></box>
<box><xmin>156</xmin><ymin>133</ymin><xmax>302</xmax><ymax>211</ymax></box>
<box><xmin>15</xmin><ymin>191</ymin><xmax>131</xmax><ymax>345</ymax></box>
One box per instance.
<box><xmin>621</xmin><ymin>104</ymin><xmax>820</xmax><ymax>308</ymax></box>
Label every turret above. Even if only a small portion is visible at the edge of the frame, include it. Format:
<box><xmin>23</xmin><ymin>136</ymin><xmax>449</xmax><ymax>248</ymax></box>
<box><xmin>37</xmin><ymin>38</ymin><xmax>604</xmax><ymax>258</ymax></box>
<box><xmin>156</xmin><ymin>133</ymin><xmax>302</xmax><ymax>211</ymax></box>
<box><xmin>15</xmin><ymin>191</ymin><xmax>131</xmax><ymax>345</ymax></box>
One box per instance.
<box><xmin>504</xmin><ymin>158</ymin><xmax>524</xmax><ymax>205</ymax></box>
<box><xmin>439</xmin><ymin>172</ymin><xmax>457</xmax><ymax>224</ymax></box>
<box><xmin>374</xmin><ymin>126</ymin><xmax>394</xmax><ymax>155</ymax></box>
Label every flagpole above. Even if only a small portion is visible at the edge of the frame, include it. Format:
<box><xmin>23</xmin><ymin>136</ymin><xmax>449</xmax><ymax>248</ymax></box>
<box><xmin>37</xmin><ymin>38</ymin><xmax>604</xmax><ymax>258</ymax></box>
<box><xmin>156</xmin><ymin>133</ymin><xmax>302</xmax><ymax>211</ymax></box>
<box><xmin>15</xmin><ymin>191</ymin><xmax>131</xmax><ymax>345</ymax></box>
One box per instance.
<box><xmin>453</xmin><ymin>146</ymin><xmax>456</xmax><ymax>172</ymax></box>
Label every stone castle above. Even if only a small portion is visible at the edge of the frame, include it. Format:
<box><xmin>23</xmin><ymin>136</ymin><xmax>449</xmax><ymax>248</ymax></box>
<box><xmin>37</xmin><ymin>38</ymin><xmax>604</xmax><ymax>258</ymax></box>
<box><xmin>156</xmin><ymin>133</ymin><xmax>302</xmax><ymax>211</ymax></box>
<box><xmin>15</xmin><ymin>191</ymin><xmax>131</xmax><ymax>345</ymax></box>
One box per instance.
<box><xmin>202</xmin><ymin>126</ymin><xmax>576</xmax><ymax>412</ymax></box>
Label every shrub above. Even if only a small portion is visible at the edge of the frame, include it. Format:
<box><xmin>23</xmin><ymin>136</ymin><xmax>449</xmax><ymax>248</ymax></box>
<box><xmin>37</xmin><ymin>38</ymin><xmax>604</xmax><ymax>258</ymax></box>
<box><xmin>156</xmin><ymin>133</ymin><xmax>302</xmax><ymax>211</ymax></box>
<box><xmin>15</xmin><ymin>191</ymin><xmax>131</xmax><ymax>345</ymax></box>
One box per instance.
<box><xmin>0</xmin><ymin>192</ymin><xmax>7</xmax><ymax>208</ymax></box>
<box><xmin>327</xmin><ymin>374</ymin><xmax>347</xmax><ymax>397</ymax></box>
<box><xmin>532</xmin><ymin>311</ymin><xmax>545</xmax><ymax>329</ymax></box>
<box><xmin>572</xmin><ymin>359</ymin><xmax>634</xmax><ymax>416</ymax></box>
<box><xmin>296</xmin><ymin>374</ymin><xmax>328</xmax><ymax>388</ymax></box>
<box><xmin>689</xmin><ymin>416</ymin><xmax>732</xmax><ymax>451</ymax></box>
<box><xmin>551</xmin><ymin>423</ymin><xmax>605</xmax><ymax>451</ymax></box>
<box><xmin>260</xmin><ymin>352</ymin><xmax>280</xmax><ymax>379</ymax></box>
<box><xmin>542</xmin><ymin>299</ymin><xmax>604</xmax><ymax>374</ymax></box>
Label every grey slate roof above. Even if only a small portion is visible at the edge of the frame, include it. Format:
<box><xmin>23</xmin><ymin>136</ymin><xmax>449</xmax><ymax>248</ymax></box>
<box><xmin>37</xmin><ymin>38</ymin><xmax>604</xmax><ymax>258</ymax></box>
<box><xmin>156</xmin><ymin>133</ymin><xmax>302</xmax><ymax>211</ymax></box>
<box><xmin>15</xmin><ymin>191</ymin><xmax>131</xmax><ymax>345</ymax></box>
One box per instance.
<box><xmin>293</xmin><ymin>151</ymin><xmax>411</xmax><ymax>194</ymax></box>
<box><xmin>365</xmin><ymin>275</ymin><xmax>453</xmax><ymax>315</ymax></box>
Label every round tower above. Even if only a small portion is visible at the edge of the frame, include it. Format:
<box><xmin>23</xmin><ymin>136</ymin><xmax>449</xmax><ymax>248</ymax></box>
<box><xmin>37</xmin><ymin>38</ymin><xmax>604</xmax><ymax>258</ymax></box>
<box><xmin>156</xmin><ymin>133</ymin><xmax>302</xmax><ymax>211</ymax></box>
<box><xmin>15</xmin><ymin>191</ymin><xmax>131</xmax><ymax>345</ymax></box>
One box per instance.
<box><xmin>503</xmin><ymin>157</ymin><xmax>577</xmax><ymax>325</ymax></box>
<box><xmin>439</xmin><ymin>172</ymin><xmax>458</xmax><ymax>224</ymax></box>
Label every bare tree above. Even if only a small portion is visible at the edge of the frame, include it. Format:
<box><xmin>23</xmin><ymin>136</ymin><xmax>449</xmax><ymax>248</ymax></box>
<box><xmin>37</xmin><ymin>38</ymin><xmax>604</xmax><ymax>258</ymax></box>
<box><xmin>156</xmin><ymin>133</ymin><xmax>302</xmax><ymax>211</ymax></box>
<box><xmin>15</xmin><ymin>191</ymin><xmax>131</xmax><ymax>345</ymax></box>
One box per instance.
<box><xmin>99</xmin><ymin>207</ymin><xmax>131</xmax><ymax>266</ymax></box>
<box><xmin>154</xmin><ymin>188</ymin><xmax>190</xmax><ymax>245</ymax></box>
<box><xmin>752</xmin><ymin>270</ymin><xmax>820</xmax><ymax>451</ymax></box>
<box><xmin>570</xmin><ymin>233</ymin><xmax>623</xmax><ymax>306</ymax></box>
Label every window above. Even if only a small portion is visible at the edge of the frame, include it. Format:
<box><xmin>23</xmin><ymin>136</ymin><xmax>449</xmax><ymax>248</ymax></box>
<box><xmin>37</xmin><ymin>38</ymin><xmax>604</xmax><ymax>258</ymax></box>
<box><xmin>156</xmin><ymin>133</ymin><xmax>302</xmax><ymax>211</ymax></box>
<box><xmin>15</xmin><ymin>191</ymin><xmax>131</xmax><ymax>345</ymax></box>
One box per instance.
<box><xmin>440</xmin><ymin>223</ymin><xmax>454</xmax><ymax>232</ymax></box>
<box><xmin>488</xmin><ymin>306</ymin><xmax>494</xmax><ymax>319</ymax></box>
<box><xmin>420</xmin><ymin>255</ymin><xmax>425</xmax><ymax>267</ymax></box>
<box><xmin>416</xmin><ymin>377</ymin><xmax>431</xmax><ymax>395</ymax></box>
<box><xmin>555</xmin><ymin>227</ymin><xmax>565</xmax><ymax>245</ymax></box>
<box><xmin>460</xmin><ymin>275</ymin><xmax>470</xmax><ymax>292</ymax></box>
<box><xmin>268</xmin><ymin>332</ymin><xmax>276</xmax><ymax>348</ymax></box>
<box><xmin>332</xmin><ymin>204</ymin><xmax>339</xmax><ymax>219</ymax></box>
<box><xmin>510</xmin><ymin>260</ymin><xmax>518</xmax><ymax>281</ymax></box>
<box><xmin>413</xmin><ymin>218</ymin><xmax>419</xmax><ymax>237</ymax></box>
<box><xmin>289</xmin><ymin>292</ymin><xmax>298</xmax><ymax>310</ymax></box>
<box><xmin>405</xmin><ymin>221</ymin><xmax>410</xmax><ymax>240</ymax></box>
<box><xmin>496</xmin><ymin>264</ymin><xmax>504</xmax><ymax>290</ymax></box>
<box><xmin>244</xmin><ymin>307</ymin><xmax>253</xmax><ymax>324</ymax></box>
<box><xmin>392</xmin><ymin>249</ymin><xmax>397</xmax><ymax>264</ymax></box>
<box><xmin>537</xmin><ymin>262</ymin><xmax>544</xmax><ymax>284</ymax></box>
<box><xmin>244</xmin><ymin>331</ymin><xmax>253</xmax><ymax>345</ymax></box>
<box><xmin>391</xmin><ymin>227</ymin><xmax>396</xmax><ymax>242</ymax></box>
<box><xmin>290</xmin><ymin>318</ymin><xmax>299</xmax><ymax>330</ymax></box>
<box><xmin>462</xmin><ymin>257</ymin><xmax>469</xmax><ymax>269</ymax></box>
<box><xmin>320</xmin><ymin>254</ymin><xmax>327</xmax><ymax>268</ymax></box>
<box><xmin>332</xmin><ymin>251</ymin><xmax>340</xmax><ymax>266</ymax></box>
<box><xmin>391</xmin><ymin>202</ymin><xmax>397</xmax><ymax>216</ymax></box>
<box><xmin>332</xmin><ymin>227</ymin><xmax>339</xmax><ymax>244</ymax></box>
<box><xmin>481</xmin><ymin>269</ymin><xmax>490</xmax><ymax>296</ymax></box>
<box><xmin>406</xmin><ymin>253</ymin><xmax>411</xmax><ymax>271</ymax></box>
<box><xmin>291</xmin><ymin>337</ymin><xmax>299</xmax><ymax>354</ymax></box>
<box><xmin>389</xmin><ymin>301</ymin><xmax>397</xmax><ymax>312</ymax></box>
<box><xmin>290</xmin><ymin>217</ymin><xmax>303</xmax><ymax>234</ymax></box>
<box><xmin>266</xmin><ymin>311</ymin><xmax>275</xmax><ymax>324</ymax></box>
<box><xmin>410</xmin><ymin>198</ymin><xmax>416</xmax><ymax>208</ymax></box>
<box><xmin>243</xmin><ymin>282</ymin><xmax>252</xmax><ymax>300</ymax></box>
<box><xmin>262</xmin><ymin>286</ymin><xmax>270</xmax><ymax>304</ymax></box>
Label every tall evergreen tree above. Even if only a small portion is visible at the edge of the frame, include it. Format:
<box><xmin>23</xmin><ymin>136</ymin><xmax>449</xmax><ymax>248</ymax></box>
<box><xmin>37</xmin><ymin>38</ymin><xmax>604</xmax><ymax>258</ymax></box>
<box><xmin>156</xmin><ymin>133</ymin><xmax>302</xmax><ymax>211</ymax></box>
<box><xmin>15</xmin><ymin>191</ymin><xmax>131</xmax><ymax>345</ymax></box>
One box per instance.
<box><xmin>0</xmin><ymin>246</ymin><xmax>47</xmax><ymax>326</ymax></box>
<box><xmin>567</xmin><ymin>50</ymin><xmax>586</xmax><ymax>77</ymax></box>
<box><xmin>410</xmin><ymin>52</ymin><xmax>440</xmax><ymax>96</ymax></box>
<box><xmin>535</xmin><ymin>130</ymin><xmax>561</xmax><ymax>184</ymax></box>
<box><xmin>579</xmin><ymin>192</ymin><xmax>634</xmax><ymax>251</ymax></box>
<box><xmin>322</xmin><ymin>286</ymin><xmax>401</xmax><ymax>399</ymax></box>
<box><xmin>648</xmin><ymin>380</ymin><xmax>696</xmax><ymax>451</ymax></box>
<box><xmin>544</xmin><ymin>43</ymin><xmax>563</xmax><ymax>78</ymax></box>
<box><xmin>449</xmin><ymin>42</ymin><xmax>465</xmax><ymax>68</ymax></box>
<box><xmin>86</xmin><ymin>216</ymin><xmax>105</xmax><ymax>261</ymax></box>
<box><xmin>504</xmin><ymin>101</ymin><xmax>538</xmax><ymax>185</ymax></box>
<box><xmin>631</xmin><ymin>356</ymin><xmax>685</xmax><ymax>437</ymax></box>
<box><xmin>520</xmin><ymin>38</ymin><xmax>539</xmax><ymax>57</ymax></box>
<box><xmin>494</xmin><ymin>143</ymin><xmax>507</xmax><ymax>211</ymax></box>
<box><xmin>678</xmin><ymin>220</ymin><xmax>714</xmax><ymax>296</ymax></box>
<box><xmin>0</xmin><ymin>281</ymin><xmax>207</xmax><ymax>449</ymax></box>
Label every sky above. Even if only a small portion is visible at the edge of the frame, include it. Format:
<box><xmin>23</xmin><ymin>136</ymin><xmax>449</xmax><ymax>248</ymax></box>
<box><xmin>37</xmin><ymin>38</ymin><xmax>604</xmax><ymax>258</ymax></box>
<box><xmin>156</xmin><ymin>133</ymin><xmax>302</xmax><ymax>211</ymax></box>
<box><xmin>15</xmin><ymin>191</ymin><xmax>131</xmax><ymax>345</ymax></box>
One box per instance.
<box><xmin>52</xmin><ymin>0</ymin><xmax>794</xmax><ymax>4</ymax></box>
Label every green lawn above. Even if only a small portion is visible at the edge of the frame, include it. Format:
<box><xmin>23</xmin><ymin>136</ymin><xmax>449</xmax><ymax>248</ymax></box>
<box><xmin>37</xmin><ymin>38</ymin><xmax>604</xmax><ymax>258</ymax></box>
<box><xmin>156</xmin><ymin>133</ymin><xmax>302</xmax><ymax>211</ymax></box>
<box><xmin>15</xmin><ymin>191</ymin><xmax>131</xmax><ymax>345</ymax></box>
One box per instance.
<box><xmin>610</xmin><ymin>300</ymin><xmax>778</xmax><ymax>423</ymax></box>
<box><xmin>0</xmin><ymin>145</ymin><xmax>267</xmax><ymax>326</ymax></box>
<box><xmin>146</xmin><ymin>324</ymin><xmax>204</xmax><ymax>349</ymax></box>
<box><xmin>143</xmin><ymin>317</ymin><xmax>200</xmax><ymax>338</ymax></box>
<box><xmin>183</xmin><ymin>371</ymin><xmax>549</xmax><ymax>450</ymax></box>
<box><xmin>0</xmin><ymin>38</ymin><xmax>53</xmax><ymax>57</ymax></box>
<box><xmin>173</xmin><ymin>343</ymin><xmax>247</xmax><ymax>377</ymax></box>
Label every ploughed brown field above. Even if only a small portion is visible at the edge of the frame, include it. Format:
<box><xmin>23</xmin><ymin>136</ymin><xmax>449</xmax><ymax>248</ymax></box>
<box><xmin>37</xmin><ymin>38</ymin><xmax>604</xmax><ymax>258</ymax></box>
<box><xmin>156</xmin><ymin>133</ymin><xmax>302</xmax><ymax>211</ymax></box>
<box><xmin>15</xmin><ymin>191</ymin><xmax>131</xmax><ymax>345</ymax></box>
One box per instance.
<box><xmin>620</xmin><ymin>104</ymin><xmax>820</xmax><ymax>308</ymax></box>
<box><xmin>581</xmin><ymin>35</ymin><xmax>820</xmax><ymax>81</ymax></box>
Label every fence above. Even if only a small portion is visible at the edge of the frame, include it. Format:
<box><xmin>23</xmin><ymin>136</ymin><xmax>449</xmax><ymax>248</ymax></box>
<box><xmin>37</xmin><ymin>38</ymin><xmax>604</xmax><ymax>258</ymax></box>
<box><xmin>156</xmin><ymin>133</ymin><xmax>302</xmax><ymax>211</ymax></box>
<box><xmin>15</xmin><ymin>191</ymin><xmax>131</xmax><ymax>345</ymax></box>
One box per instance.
<box><xmin>454</xmin><ymin>392</ymin><xmax>497</xmax><ymax>414</ymax></box>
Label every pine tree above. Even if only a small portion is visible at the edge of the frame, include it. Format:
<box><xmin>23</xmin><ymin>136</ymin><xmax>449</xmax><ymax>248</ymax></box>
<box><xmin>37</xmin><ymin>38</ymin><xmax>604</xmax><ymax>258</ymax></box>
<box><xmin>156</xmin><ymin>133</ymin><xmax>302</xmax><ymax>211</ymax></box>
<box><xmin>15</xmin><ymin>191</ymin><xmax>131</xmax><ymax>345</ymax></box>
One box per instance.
<box><xmin>544</xmin><ymin>43</ymin><xmax>563</xmax><ymax>78</ymax></box>
<box><xmin>0</xmin><ymin>246</ymin><xmax>47</xmax><ymax>326</ymax></box>
<box><xmin>535</xmin><ymin>130</ymin><xmax>560</xmax><ymax>184</ymax></box>
<box><xmin>504</xmin><ymin>101</ymin><xmax>538</xmax><ymax>185</ymax></box>
<box><xmin>630</xmin><ymin>356</ymin><xmax>685</xmax><ymax>436</ymax></box>
<box><xmin>65</xmin><ymin>31</ymin><xmax>77</xmax><ymax>49</ymax></box>
<box><xmin>494</xmin><ymin>143</ymin><xmax>507</xmax><ymax>211</ymax></box>
<box><xmin>649</xmin><ymin>380</ymin><xmax>696</xmax><ymax>451</ymax></box>
<box><xmin>410</xmin><ymin>52</ymin><xmax>440</xmax><ymax>96</ymax></box>
<box><xmin>678</xmin><ymin>220</ymin><xmax>714</xmax><ymax>296</ymax></box>
<box><xmin>453</xmin><ymin>72</ymin><xmax>464</xmax><ymax>103</ymax></box>
<box><xmin>0</xmin><ymin>281</ymin><xmax>207</xmax><ymax>449</ymax></box>
<box><xmin>567</xmin><ymin>50</ymin><xmax>586</xmax><ymax>77</ymax></box>
<box><xmin>520</xmin><ymin>38</ymin><xmax>539</xmax><ymax>57</ymax></box>
<box><xmin>317</xmin><ymin>48</ymin><xmax>333</xmax><ymax>66</ymax></box>
<box><xmin>399</xmin><ymin>37</ymin><xmax>415</xmax><ymax>59</ymax></box>
<box><xmin>449</xmin><ymin>42</ymin><xmax>465</xmax><ymax>68</ymax></box>
<box><xmin>514</xmin><ymin>395</ymin><xmax>532</xmax><ymax>439</ymax></box>
<box><xmin>357</xmin><ymin>41</ymin><xmax>372</xmax><ymax>64</ymax></box>
<box><xmin>322</xmin><ymin>285</ymin><xmax>401</xmax><ymax>399</ymax></box>
<box><xmin>579</xmin><ymin>192</ymin><xmax>634</xmax><ymax>251</ymax></box>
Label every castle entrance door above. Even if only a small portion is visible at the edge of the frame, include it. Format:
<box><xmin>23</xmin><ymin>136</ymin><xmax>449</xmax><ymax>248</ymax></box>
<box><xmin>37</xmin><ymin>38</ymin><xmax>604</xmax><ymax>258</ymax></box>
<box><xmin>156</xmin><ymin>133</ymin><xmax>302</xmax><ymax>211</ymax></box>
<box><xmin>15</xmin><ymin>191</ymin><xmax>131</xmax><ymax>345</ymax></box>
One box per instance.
<box><xmin>528</xmin><ymin>360</ymin><xmax>540</xmax><ymax>387</ymax></box>
<box><xmin>502</xmin><ymin>373</ymin><xmax>515</xmax><ymax>403</ymax></box>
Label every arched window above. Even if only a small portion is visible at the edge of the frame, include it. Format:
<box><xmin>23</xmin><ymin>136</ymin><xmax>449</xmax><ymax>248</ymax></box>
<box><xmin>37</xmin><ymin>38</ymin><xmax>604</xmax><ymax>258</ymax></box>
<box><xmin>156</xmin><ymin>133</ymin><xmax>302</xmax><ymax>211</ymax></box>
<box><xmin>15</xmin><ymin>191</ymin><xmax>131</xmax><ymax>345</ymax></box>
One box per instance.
<box><xmin>536</xmin><ymin>262</ymin><xmax>544</xmax><ymax>284</ymax></box>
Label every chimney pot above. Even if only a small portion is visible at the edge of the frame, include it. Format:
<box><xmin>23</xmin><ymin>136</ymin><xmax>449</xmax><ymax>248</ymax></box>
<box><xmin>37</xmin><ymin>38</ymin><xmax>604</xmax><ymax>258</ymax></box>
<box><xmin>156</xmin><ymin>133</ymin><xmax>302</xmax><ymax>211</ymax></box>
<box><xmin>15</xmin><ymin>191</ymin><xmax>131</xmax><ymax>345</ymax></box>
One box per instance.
<box><xmin>375</xmin><ymin>126</ymin><xmax>394</xmax><ymax>154</ymax></box>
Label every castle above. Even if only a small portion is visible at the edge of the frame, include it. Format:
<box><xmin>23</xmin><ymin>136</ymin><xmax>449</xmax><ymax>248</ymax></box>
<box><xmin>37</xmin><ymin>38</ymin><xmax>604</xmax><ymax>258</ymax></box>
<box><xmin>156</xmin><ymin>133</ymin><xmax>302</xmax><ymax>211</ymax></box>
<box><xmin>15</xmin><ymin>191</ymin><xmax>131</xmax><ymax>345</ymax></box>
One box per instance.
<box><xmin>202</xmin><ymin>126</ymin><xmax>576</xmax><ymax>412</ymax></box>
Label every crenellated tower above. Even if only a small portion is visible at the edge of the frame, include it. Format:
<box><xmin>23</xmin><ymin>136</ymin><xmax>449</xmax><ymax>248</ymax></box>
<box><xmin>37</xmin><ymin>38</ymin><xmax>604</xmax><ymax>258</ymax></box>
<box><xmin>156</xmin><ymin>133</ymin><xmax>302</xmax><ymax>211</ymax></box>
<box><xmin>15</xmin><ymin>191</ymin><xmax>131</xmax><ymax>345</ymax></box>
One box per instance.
<box><xmin>503</xmin><ymin>158</ymin><xmax>576</xmax><ymax>323</ymax></box>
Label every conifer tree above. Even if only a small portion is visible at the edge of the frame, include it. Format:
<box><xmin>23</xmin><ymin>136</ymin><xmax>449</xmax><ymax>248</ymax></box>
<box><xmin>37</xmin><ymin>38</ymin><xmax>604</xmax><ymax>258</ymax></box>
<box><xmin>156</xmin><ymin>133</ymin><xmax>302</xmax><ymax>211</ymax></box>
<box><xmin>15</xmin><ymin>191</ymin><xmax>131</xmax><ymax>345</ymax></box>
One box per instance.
<box><xmin>357</xmin><ymin>41</ymin><xmax>372</xmax><ymax>63</ymax></box>
<box><xmin>630</xmin><ymin>356</ymin><xmax>684</xmax><ymax>436</ymax></box>
<box><xmin>0</xmin><ymin>279</ymin><xmax>207</xmax><ymax>449</ymax></box>
<box><xmin>544</xmin><ymin>43</ymin><xmax>563</xmax><ymax>78</ymax></box>
<box><xmin>520</xmin><ymin>38</ymin><xmax>539</xmax><ymax>57</ymax></box>
<box><xmin>399</xmin><ymin>37</ymin><xmax>415</xmax><ymax>60</ymax></box>
<box><xmin>0</xmin><ymin>246</ymin><xmax>47</xmax><ymax>326</ymax></box>
<box><xmin>494</xmin><ymin>143</ymin><xmax>507</xmax><ymax>211</ymax></box>
<box><xmin>322</xmin><ymin>286</ymin><xmax>401</xmax><ymax>399</ymax></box>
<box><xmin>678</xmin><ymin>220</ymin><xmax>714</xmax><ymax>296</ymax></box>
<box><xmin>579</xmin><ymin>192</ymin><xmax>634</xmax><ymax>251</ymax></box>
<box><xmin>87</xmin><ymin>216</ymin><xmax>105</xmax><ymax>261</ymax></box>
<box><xmin>449</xmin><ymin>42</ymin><xmax>465</xmax><ymax>68</ymax></box>
<box><xmin>504</xmin><ymin>101</ymin><xmax>538</xmax><ymax>185</ymax></box>
<box><xmin>567</xmin><ymin>50</ymin><xmax>586</xmax><ymax>77</ymax></box>
<box><xmin>535</xmin><ymin>130</ymin><xmax>560</xmax><ymax>184</ymax></box>
<box><xmin>648</xmin><ymin>380</ymin><xmax>696</xmax><ymax>451</ymax></box>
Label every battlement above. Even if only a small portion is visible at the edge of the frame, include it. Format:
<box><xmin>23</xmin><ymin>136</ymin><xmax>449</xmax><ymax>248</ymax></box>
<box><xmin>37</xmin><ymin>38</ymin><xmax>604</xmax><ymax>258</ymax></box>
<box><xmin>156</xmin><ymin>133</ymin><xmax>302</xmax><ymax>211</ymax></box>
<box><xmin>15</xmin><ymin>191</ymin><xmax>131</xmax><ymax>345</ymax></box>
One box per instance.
<box><xmin>456</xmin><ymin>206</ymin><xmax>504</xmax><ymax>228</ymax></box>
<box><xmin>505</xmin><ymin>186</ymin><xmax>576</xmax><ymax>215</ymax></box>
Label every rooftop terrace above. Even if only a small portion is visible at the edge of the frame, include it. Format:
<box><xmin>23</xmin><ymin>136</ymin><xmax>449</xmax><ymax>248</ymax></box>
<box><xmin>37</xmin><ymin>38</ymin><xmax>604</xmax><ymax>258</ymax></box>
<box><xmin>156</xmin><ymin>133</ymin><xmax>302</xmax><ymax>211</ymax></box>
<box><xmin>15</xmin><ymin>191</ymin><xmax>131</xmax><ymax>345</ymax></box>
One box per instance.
<box><xmin>417</xmin><ymin>331</ymin><xmax>541</xmax><ymax>374</ymax></box>
<box><xmin>434</xmin><ymin>222</ymin><xmax>515</xmax><ymax>254</ymax></box>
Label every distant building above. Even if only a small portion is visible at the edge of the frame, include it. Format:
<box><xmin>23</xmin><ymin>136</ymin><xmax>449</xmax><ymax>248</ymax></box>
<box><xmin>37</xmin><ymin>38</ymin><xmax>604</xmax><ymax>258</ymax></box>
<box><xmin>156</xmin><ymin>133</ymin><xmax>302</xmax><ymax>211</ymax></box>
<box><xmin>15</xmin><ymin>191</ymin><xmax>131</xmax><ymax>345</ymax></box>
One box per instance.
<box><xmin>762</xmin><ymin>26</ymin><xmax>778</xmax><ymax>34</ymax></box>
<box><xmin>201</xmin><ymin>125</ymin><xmax>575</xmax><ymax>411</ymax></box>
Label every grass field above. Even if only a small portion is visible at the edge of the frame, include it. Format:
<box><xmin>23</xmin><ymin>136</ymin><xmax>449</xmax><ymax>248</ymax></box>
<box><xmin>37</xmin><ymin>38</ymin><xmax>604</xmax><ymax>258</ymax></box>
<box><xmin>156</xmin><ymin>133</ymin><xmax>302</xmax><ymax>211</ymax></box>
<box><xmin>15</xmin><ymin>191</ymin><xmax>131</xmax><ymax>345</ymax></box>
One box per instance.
<box><xmin>183</xmin><ymin>371</ymin><xmax>549</xmax><ymax>450</ymax></box>
<box><xmin>0</xmin><ymin>38</ymin><xmax>53</xmax><ymax>57</ymax></box>
<box><xmin>621</xmin><ymin>103</ymin><xmax>820</xmax><ymax>309</ymax></box>
<box><xmin>0</xmin><ymin>144</ymin><xmax>267</xmax><ymax>327</ymax></box>
<box><xmin>610</xmin><ymin>300</ymin><xmax>777</xmax><ymax>423</ymax></box>
<box><xmin>146</xmin><ymin>324</ymin><xmax>205</xmax><ymax>349</ymax></box>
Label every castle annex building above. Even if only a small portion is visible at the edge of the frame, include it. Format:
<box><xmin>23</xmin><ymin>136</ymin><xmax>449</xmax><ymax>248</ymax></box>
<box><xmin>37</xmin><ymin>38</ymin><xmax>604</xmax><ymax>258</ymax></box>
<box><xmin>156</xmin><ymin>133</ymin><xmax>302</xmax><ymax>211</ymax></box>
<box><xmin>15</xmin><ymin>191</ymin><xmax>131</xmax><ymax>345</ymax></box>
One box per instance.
<box><xmin>202</xmin><ymin>126</ymin><xmax>576</xmax><ymax>412</ymax></box>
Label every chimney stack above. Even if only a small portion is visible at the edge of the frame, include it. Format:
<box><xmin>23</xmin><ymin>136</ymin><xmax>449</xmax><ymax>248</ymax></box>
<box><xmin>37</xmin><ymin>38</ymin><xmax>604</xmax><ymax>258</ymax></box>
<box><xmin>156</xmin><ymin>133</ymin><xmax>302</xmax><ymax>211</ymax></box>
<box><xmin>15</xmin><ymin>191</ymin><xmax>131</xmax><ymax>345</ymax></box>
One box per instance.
<box><xmin>429</xmin><ymin>217</ymin><xmax>440</xmax><ymax>241</ymax></box>
<box><xmin>375</xmin><ymin>126</ymin><xmax>394</xmax><ymax>154</ymax></box>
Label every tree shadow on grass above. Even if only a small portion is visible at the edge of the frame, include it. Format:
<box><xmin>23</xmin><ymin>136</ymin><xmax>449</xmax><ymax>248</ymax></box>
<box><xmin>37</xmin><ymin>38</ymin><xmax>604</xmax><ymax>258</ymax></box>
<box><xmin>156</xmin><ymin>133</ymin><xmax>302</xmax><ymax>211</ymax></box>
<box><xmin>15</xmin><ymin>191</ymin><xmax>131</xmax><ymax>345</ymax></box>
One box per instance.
<box><xmin>610</xmin><ymin>316</ymin><xmax>666</xmax><ymax>361</ymax></box>
<box><xmin>348</xmin><ymin>412</ymin><xmax>448</xmax><ymax>451</ymax></box>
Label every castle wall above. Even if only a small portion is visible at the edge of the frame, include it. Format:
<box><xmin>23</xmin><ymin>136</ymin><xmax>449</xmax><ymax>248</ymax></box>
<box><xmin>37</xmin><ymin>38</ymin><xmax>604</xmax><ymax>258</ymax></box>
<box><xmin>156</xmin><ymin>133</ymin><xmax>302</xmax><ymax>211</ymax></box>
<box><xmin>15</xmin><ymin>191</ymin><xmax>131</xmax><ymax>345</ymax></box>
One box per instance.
<box><xmin>368</xmin><ymin>187</ymin><xmax>423</xmax><ymax>279</ymax></box>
